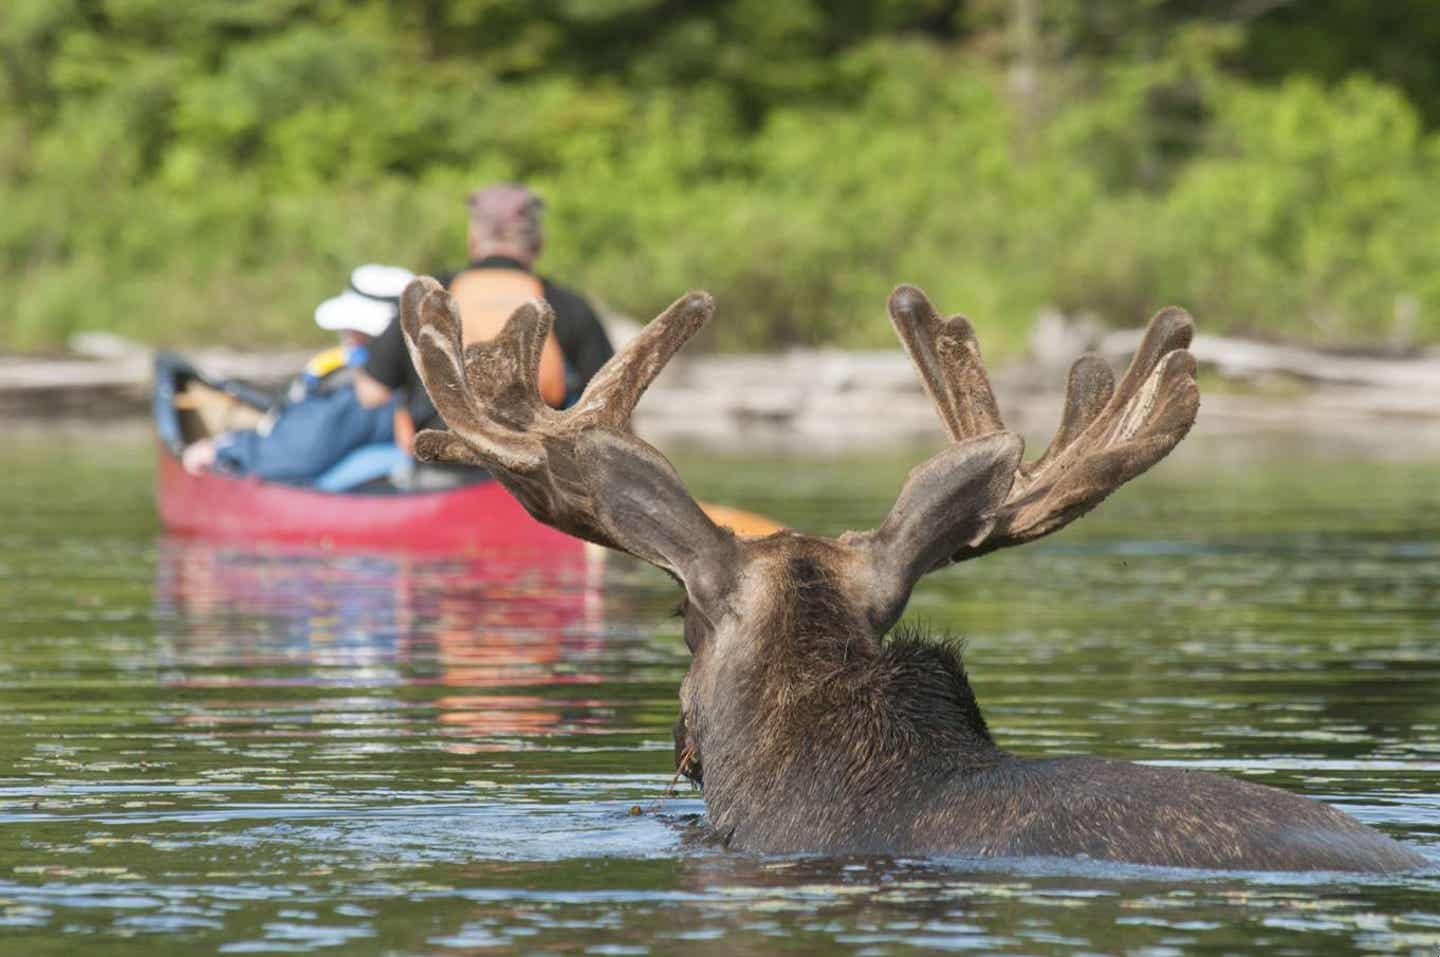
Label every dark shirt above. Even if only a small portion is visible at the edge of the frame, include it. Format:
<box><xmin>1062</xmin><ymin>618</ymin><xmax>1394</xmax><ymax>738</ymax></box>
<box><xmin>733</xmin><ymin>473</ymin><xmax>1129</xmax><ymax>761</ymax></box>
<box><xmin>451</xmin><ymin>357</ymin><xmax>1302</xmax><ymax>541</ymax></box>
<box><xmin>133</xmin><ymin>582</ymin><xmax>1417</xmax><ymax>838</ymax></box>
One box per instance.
<box><xmin>364</xmin><ymin>256</ymin><xmax>615</xmax><ymax>430</ymax></box>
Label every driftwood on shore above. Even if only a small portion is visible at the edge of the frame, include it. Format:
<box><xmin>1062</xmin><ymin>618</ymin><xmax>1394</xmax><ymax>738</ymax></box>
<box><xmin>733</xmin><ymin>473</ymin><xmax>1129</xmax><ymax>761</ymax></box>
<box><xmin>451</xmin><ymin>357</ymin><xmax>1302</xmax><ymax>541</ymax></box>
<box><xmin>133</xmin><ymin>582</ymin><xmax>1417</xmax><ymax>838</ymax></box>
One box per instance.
<box><xmin>626</xmin><ymin>352</ymin><xmax>1438</xmax><ymax>449</ymax></box>
<box><xmin>1</xmin><ymin>323</ymin><xmax>1436</xmax><ymax>445</ymax></box>
<box><xmin>1099</xmin><ymin>328</ymin><xmax>1440</xmax><ymax>391</ymax></box>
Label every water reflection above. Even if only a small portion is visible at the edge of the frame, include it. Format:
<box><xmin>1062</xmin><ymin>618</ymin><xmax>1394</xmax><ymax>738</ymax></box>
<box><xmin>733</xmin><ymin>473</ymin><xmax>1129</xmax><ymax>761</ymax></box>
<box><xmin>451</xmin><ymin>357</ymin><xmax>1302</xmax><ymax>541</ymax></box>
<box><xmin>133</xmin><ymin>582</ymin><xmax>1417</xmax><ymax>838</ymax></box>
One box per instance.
<box><xmin>153</xmin><ymin>538</ymin><xmax>609</xmax><ymax>741</ymax></box>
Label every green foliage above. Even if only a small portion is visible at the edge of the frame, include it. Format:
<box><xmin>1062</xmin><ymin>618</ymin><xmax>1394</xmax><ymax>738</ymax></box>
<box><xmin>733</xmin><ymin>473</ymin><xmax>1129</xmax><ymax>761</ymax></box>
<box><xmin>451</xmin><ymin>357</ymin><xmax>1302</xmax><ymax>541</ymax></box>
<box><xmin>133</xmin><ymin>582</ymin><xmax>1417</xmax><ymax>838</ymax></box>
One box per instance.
<box><xmin>1054</xmin><ymin>72</ymin><xmax>1440</xmax><ymax>344</ymax></box>
<box><xmin>1</xmin><ymin>1</ymin><xmax>1438</xmax><ymax>353</ymax></box>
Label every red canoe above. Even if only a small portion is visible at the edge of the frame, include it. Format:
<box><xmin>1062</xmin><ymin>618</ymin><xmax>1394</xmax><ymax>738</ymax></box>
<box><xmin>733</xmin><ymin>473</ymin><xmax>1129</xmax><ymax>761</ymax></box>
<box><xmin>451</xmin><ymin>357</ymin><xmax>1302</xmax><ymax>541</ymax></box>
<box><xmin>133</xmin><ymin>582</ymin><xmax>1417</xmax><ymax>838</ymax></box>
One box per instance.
<box><xmin>153</xmin><ymin>352</ymin><xmax>780</xmax><ymax>553</ymax></box>
<box><xmin>154</xmin><ymin>448</ymin><xmax>582</xmax><ymax>553</ymax></box>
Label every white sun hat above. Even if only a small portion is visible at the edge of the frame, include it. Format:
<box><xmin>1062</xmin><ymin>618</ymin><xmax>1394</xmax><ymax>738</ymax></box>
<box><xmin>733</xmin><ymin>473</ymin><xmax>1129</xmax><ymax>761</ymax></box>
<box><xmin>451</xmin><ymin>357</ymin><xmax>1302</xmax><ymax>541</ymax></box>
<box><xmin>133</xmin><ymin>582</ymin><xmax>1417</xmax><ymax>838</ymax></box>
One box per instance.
<box><xmin>314</xmin><ymin>264</ymin><xmax>416</xmax><ymax>336</ymax></box>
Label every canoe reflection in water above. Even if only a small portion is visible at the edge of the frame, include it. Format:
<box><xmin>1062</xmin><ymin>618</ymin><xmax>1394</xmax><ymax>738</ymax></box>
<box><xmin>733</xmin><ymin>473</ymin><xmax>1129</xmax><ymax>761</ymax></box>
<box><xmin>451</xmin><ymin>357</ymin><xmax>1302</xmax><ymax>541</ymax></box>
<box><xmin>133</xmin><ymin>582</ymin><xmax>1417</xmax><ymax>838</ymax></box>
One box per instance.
<box><xmin>152</xmin><ymin>538</ymin><xmax>610</xmax><ymax>744</ymax></box>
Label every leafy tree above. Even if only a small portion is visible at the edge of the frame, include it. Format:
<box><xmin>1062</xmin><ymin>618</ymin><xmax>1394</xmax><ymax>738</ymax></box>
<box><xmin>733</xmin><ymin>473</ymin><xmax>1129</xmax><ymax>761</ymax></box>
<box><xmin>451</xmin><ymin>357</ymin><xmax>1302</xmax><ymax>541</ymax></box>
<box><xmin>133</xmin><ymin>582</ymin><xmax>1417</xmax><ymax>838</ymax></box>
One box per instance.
<box><xmin>1</xmin><ymin>0</ymin><xmax>1437</xmax><ymax>352</ymax></box>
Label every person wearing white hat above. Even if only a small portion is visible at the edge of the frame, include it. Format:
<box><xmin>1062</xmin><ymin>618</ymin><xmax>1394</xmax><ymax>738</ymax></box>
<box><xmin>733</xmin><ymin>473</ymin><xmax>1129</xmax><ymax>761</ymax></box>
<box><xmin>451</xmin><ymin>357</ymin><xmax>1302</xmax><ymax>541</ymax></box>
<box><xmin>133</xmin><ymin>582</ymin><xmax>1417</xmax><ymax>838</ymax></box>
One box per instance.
<box><xmin>181</xmin><ymin>265</ymin><xmax>415</xmax><ymax>488</ymax></box>
<box><xmin>314</xmin><ymin>264</ymin><xmax>417</xmax><ymax>337</ymax></box>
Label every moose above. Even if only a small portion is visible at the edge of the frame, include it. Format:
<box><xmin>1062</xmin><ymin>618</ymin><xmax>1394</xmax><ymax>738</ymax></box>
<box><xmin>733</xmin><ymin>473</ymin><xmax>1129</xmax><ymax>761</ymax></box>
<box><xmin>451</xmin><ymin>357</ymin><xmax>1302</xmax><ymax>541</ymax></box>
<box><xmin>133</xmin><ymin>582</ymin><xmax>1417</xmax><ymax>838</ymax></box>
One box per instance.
<box><xmin>399</xmin><ymin>277</ymin><xmax>1425</xmax><ymax>872</ymax></box>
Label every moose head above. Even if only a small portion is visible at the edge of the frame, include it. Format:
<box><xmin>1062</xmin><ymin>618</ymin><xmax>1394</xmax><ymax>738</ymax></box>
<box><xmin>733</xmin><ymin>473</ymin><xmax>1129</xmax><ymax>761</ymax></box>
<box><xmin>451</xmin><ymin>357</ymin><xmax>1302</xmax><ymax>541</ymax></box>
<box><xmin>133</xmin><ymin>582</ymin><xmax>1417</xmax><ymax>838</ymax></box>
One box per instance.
<box><xmin>401</xmin><ymin>279</ymin><xmax>1425</xmax><ymax>873</ymax></box>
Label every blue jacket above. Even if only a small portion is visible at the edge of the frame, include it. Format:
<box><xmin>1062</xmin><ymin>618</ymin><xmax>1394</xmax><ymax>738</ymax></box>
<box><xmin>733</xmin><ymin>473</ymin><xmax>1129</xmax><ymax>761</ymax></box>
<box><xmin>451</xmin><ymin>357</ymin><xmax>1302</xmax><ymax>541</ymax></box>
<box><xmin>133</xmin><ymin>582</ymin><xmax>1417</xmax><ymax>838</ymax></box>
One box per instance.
<box><xmin>212</xmin><ymin>346</ymin><xmax>396</xmax><ymax>484</ymax></box>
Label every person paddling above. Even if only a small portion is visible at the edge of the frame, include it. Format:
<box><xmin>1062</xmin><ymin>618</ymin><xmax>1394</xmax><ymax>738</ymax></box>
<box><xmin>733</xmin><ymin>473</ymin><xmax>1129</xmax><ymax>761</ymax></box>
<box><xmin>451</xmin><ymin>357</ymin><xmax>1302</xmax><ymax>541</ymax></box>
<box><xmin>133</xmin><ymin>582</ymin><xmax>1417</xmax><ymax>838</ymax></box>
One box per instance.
<box><xmin>355</xmin><ymin>183</ymin><xmax>614</xmax><ymax>448</ymax></box>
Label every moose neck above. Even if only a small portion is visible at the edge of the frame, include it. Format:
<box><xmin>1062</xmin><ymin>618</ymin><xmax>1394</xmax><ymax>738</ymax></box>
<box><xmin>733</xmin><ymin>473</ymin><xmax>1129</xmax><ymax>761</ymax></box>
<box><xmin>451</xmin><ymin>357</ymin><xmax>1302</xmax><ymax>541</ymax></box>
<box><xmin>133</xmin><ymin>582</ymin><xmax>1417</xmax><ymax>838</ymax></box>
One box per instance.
<box><xmin>696</xmin><ymin>545</ymin><xmax>1004</xmax><ymax>851</ymax></box>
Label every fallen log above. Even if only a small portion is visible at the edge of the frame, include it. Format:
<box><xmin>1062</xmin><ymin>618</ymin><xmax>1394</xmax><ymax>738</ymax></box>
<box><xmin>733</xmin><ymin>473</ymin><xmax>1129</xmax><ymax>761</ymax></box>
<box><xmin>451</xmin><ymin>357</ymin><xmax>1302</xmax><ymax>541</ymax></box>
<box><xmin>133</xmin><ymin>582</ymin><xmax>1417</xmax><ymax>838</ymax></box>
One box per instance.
<box><xmin>1101</xmin><ymin>329</ymin><xmax>1440</xmax><ymax>391</ymax></box>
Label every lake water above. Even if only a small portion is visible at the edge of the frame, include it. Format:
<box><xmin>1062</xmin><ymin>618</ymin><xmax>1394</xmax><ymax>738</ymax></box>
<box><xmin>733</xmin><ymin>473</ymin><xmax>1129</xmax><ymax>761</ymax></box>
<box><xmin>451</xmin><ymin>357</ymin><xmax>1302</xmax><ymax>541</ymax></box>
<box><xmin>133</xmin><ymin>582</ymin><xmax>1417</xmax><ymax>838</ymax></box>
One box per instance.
<box><xmin>1</xmin><ymin>425</ymin><xmax>1437</xmax><ymax>955</ymax></box>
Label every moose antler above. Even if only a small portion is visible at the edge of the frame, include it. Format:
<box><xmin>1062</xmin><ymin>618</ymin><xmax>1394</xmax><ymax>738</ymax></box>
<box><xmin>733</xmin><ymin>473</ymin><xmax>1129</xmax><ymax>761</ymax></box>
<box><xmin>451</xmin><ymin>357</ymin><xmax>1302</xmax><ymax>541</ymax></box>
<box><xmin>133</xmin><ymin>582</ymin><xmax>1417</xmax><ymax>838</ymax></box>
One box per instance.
<box><xmin>400</xmin><ymin>276</ymin><xmax>738</xmax><ymax>609</ymax></box>
<box><xmin>888</xmin><ymin>285</ymin><xmax>1198</xmax><ymax>564</ymax></box>
<box><xmin>845</xmin><ymin>286</ymin><xmax>1197</xmax><ymax>629</ymax></box>
<box><xmin>403</xmin><ymin>276</ymin><xmax>1197</xmax><ymax>634</ymax></box>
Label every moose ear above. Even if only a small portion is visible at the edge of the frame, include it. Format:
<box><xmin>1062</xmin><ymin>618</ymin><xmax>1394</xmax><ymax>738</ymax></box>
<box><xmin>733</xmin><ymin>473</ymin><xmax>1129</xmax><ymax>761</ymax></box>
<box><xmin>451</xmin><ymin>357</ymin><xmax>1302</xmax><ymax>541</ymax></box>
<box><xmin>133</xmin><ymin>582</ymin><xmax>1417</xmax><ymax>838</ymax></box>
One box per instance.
<box><xmin>577</xmin><ymin>429</ymin><xmax>741</xmax><ymax>616</ymax></box>
<box><xmin>855</xmin><ymin>431</ymin><xmax>1023</xmax><ymax>630</ymax></box>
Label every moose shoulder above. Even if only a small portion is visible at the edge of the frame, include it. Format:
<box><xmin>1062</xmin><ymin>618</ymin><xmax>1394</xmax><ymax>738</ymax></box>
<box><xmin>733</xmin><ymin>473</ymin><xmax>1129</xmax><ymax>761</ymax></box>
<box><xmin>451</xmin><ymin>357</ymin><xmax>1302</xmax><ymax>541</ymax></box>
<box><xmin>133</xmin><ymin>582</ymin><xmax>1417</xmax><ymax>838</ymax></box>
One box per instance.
<box><xmin>401</xmin><ymin>278</ymin><xmax>1426</xmax><ymax>873</ymax></box>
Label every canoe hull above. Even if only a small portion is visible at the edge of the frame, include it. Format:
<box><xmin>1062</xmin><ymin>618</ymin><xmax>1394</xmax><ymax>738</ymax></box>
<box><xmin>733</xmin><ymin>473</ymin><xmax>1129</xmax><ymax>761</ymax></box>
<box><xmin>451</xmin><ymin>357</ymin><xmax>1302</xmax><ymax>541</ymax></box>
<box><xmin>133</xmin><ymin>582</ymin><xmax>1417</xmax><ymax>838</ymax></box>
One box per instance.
<box><xmin>150</xmin><ymin>350</ymin><xmax>779</xmax><ymax>553</ymax></box>
<box><xmin>155</xmin><ymin>445</ymin><xmax>581</xmax><ymax>553</ymax></box>
<box><xmin>151</xmin><ymin>350</ymin><xmax>582</xmax><ymax>554</ymax></box>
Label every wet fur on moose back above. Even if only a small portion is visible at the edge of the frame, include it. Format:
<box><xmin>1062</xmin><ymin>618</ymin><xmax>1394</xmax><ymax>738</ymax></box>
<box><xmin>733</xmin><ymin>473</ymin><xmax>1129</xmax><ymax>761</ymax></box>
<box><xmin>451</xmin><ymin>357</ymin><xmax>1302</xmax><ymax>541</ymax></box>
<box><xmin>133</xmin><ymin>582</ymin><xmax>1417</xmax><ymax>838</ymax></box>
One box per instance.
<box><xmin>400</xmin><ymin>277</ymin><xmax>1426</xmax><ymax>873</ymax></box>
<box><xmin>686</xmin><ymin>555</ymin><xmax>999</xmax><ymax>855</ymax></box>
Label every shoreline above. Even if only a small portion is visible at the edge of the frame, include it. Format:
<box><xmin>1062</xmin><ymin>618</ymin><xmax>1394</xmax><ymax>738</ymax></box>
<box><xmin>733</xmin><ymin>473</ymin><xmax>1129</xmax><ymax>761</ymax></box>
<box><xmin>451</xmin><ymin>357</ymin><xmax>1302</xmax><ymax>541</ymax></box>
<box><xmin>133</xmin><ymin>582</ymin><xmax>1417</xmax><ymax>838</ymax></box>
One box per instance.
<box><xmin>3</xmin><ymin>333</ymin><xmax>1437</xmax><ymax>452</ymax></box>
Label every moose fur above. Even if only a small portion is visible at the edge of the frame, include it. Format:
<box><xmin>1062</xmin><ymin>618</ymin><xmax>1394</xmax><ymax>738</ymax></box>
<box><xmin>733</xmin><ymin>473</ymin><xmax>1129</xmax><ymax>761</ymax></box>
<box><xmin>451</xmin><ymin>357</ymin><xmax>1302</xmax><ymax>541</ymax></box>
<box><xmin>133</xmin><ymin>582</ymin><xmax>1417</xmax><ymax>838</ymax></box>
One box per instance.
<box><xmin>671</xmin><ymin>544</ymin><xmax>1423</xmax><ymax>870</ymax></box>
<box><xmin>400</xmin><ymin>277</ymin><xmax>1426</xmax><ymax>873</ymax></box>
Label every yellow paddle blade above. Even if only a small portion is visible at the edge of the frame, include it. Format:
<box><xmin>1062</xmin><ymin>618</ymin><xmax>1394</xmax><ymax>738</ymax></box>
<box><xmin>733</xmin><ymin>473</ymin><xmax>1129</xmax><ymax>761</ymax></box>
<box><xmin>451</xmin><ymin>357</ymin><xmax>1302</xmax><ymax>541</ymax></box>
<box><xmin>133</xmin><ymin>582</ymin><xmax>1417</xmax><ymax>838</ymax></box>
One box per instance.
<box><xmin>698</xmin><ymin>502</ymin><xmax>783</xmax><ymax>538</ymax></box>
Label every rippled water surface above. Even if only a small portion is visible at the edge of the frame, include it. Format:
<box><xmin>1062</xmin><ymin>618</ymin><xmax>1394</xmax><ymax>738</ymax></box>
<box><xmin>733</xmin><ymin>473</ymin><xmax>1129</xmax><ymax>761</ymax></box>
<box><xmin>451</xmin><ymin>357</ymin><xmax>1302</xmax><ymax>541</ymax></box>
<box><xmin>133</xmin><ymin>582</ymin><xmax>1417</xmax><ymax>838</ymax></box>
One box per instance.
<box><xmin>1</xmin><ymin>425</ymin><xmax>1437</xmax><ymax>955</ymax></box>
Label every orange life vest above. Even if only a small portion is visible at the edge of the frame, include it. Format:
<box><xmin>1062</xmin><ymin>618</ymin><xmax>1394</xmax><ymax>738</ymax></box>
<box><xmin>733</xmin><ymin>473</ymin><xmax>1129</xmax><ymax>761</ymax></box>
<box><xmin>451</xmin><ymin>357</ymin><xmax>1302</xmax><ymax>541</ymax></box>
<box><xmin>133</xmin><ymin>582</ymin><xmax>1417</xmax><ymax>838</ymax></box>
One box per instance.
<box><xmin>449</xmin><ymin>268</ymin><xmax>545</xmax><ymax>341</ymax></box>
<box><xmin>393</xmin><ymin>268</ymin><xmax>565</xmax><ymax>452</ymax></box>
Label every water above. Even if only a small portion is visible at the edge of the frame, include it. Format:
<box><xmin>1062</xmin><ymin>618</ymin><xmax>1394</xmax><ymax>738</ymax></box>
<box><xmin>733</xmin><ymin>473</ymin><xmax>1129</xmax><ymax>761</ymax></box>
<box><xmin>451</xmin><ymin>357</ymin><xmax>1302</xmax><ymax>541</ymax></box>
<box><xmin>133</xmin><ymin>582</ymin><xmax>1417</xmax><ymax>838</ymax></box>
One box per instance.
<box><xmin>1</xmin><ymin>424</ymin><xmax>1437</xmax><ymax>955</ymax></box>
